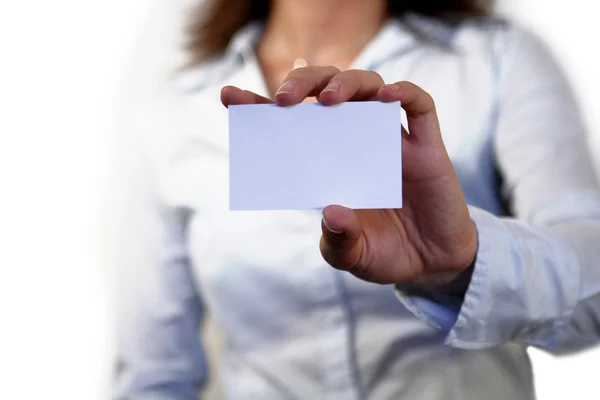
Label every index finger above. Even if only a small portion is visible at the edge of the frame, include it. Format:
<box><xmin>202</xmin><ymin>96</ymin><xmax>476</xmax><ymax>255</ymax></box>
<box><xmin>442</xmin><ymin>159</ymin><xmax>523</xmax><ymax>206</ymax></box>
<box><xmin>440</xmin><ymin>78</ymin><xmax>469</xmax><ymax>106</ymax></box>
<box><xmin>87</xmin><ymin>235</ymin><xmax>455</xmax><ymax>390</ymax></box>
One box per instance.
<box><xmin>220</xmin><ymin>85</ymin><xmax>273</xmax><ymax>108</ymax></box>
<box><xmin>377</xmin><ymin>81</ymin><xmax>442</xmax><ymax>146</ymax></box>
<box><xmin>274</xmin><ymin>66</ymin><xmax>341</xmax><ymax>106</ymax></box>
<box><xmin>317</xmin><ymin>69</ymin><xmax>384</xmax><ymax>105</ymax></box>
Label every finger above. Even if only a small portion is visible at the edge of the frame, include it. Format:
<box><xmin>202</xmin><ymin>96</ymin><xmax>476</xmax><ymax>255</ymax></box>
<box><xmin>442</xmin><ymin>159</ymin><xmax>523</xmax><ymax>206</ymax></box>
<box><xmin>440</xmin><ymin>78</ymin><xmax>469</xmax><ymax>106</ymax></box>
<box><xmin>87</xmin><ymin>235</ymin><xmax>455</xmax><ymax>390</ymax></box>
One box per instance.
<box><xmin>318</xmin><ymin>69</ymin><xmax>385</xmax><ymax>105</ymax></box>
<box><xmin>320</xmin><ymin>205</ymin><xmax>365</xmax><ymax>274</ymax></box>
<box><xmin>274</xmin><ymin>66</ymin><xmax>341</xmax><ymax>106</ymax></box>
<box><xmin>221</xmin><ymin>85</ymin><xmax>273</xmax><ymax>108</ymax></box>
<box><xmin>380</xmin><ymin>82</ymin><xmax>455</xmax><ymax>182</ymax></box>
<box><xmin>377</xmin><ymin>81</ymin><xmax>442</xmax><ymax>146</ymax></box>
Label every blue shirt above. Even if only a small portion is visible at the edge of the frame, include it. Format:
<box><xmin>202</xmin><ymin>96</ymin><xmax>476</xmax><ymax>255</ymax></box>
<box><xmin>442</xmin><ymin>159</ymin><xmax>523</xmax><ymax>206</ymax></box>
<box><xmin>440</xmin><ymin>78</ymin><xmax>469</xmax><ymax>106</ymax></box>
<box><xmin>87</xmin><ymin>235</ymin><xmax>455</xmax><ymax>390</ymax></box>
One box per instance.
<box><xmin>114</xmin><ymin>14</ymin><xmax>600</xmax><ymax>400</ymax></box>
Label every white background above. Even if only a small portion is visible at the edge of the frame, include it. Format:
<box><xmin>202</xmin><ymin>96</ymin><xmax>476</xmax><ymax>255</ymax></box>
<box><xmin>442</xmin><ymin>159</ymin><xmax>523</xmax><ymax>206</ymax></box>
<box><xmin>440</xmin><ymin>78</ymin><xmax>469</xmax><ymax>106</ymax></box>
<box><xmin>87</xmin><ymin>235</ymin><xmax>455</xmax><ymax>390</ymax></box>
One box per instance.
<box><xmin>0</xmin><ymin>0</ymin><xmax>598</xmax><ymax>399</ymax></box>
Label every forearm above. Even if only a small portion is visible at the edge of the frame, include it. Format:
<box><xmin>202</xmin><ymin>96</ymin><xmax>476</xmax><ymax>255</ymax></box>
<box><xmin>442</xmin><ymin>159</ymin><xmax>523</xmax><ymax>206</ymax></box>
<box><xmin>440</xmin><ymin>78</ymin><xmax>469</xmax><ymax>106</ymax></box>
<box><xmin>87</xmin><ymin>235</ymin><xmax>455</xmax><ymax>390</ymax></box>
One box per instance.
<box><xmin>397</xmin><ymin>202</ymin><xmax>600</xmax><ymax>352</ymax></box>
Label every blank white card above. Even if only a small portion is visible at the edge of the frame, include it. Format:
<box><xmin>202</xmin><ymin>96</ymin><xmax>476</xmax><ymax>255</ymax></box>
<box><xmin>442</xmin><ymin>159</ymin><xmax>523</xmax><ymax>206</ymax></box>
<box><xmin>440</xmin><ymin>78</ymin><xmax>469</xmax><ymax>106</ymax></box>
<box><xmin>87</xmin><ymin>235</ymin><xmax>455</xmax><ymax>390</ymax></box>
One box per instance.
<box><xmin>229</xmin><ymin>101</ymin><xmax>402</xmax><ymax>210</ymax></box>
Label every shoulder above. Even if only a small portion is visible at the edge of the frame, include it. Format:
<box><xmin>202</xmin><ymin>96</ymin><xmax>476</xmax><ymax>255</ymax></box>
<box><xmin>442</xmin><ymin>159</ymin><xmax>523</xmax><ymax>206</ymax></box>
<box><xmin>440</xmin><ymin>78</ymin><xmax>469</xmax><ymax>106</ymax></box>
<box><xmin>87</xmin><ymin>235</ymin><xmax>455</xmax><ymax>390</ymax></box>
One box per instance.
<box><xmin>174</xmin><ymin>54</ymin><xmax>240</xmax><ymax>93</ymax></box>
<box><xmin>127</xmin><ymin>53</ymin><xmax>233</xmax><ymax>147</ymax></box>
<box><xmin>407</xmin><ymin>15</ymin><xmax>560</xmax><ymax>90</ymax></box>
<box><xmin>450</xmin><ymin>17</ymin><xmax>553</xmax><ymax>66</ymax></box>
<box><xmin>400</xmin><ymin>13</ymin><xmax>553</xmax><ymax>73</ymax></box>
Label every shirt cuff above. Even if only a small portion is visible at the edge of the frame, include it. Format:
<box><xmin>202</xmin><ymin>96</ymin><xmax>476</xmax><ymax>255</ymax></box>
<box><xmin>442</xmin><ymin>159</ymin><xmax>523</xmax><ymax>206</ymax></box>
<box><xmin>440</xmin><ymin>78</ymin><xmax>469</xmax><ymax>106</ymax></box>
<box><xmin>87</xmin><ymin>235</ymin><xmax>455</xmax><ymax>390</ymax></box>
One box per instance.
<box><xmin>395</xmin><ymin>206</ymin><xmax>579</xmax><ymax>349</ymax></box>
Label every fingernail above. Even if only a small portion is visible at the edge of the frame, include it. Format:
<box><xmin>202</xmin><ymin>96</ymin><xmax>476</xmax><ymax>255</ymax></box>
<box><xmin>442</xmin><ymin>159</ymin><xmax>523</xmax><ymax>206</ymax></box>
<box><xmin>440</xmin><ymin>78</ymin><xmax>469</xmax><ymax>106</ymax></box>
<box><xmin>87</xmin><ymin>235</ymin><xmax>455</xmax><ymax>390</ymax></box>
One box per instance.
<box><xmin>384</xmin><ymin>84</ymin><xmax>401</xmax><ymax>92</ymax></box>
<box><xmin>276</xmin><ymin>80</ymin><xmax>296</xmax><ymax>95</ymax></box>
<box><xmin>321</xmin><ymin>80</ymin><xmax>342</xmax><ymax>94</ymax></box>
<box><xmin>323</xmin><ymin>217</ymin><xmax>344</xmax><ymax>234</ymax></box>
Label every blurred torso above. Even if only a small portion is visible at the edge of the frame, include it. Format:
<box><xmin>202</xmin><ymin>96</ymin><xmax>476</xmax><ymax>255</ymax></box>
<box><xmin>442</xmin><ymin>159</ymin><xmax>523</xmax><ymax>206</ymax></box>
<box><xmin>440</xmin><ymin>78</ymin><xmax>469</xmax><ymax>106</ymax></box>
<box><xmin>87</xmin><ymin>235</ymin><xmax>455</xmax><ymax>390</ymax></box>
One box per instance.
<box><xmin>144</xmin><ymin>15</ymin><xmax>533</xmax><ymax>400</ymax></box>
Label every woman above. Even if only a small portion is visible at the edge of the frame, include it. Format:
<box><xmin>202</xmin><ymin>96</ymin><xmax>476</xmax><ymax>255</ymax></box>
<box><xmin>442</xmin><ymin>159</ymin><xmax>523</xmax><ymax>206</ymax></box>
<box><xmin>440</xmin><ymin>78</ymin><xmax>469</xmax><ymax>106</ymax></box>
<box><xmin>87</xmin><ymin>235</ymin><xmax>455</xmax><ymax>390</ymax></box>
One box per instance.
<box><xmin>115</xmin><ymin>0</ymin><xmax>600</xmax><ymax>399</ymax></box>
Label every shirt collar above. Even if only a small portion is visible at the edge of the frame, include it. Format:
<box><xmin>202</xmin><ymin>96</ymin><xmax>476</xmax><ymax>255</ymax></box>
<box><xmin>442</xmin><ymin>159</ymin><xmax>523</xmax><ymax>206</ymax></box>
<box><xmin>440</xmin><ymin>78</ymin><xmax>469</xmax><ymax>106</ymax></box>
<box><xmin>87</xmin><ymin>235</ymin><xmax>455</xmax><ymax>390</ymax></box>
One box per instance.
<box><xmin>224</xmin><ymin>17</ymin><xmax>422</xmax><ymax>70</ymax></box>
<box><xmin>223</xmin><ymin>12</ymin><xmax>457</xmax><ymax>66</ymax></box>
<box><xmin>351</xmin><ymin>17</ymin><xmax>417</xmax><ymax>70</ymax></box>
<box><xmin>226</xmin><ymin>22</ymin><xmax>263</xmax><ymax>62</ymax></box>
<box><xmin>178</xmin><ymin>13</ymin><xmax>457</xmax><ymax>92</ymax></box>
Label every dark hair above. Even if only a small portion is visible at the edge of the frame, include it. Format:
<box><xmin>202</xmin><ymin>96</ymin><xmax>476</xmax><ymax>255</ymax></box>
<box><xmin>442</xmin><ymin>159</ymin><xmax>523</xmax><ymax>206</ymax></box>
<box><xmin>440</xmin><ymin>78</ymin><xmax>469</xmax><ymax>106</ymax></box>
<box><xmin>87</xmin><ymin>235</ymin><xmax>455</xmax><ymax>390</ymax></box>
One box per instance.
<box><xmin>185</xmin><ymin>0</ymin><xmax>492</xmax><ymax>65</ymax></box>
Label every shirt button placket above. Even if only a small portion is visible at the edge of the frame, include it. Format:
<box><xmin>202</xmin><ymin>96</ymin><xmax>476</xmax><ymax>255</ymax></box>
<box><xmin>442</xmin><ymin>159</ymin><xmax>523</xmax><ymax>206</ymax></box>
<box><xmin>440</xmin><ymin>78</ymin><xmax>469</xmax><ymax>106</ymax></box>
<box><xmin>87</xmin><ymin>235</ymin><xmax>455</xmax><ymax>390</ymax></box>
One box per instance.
<box><xmin>314</xmin><ymin>267</ymin><xmax>360</xmax><ymax>400</ymax></box>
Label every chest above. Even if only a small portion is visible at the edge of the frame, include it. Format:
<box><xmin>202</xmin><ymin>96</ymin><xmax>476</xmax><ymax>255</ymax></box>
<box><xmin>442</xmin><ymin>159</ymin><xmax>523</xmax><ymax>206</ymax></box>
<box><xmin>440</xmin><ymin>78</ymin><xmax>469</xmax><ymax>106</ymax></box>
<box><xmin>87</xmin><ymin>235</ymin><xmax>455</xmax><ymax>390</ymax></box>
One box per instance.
<box><xmin>158</xmin><ymin>53</ymin><xmax>502</xmax><ymax>310</ymax></box>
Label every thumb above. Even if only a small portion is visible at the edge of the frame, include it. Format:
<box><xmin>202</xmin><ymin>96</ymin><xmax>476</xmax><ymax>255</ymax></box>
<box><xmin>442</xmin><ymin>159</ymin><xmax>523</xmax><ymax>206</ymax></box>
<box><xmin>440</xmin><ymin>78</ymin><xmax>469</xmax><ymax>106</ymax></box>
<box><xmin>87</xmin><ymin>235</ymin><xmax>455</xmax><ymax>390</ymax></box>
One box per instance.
<box><xmin>320</xmin><ymin>205</ymin><xmax>365</xmax><ymax>274</ymax></box>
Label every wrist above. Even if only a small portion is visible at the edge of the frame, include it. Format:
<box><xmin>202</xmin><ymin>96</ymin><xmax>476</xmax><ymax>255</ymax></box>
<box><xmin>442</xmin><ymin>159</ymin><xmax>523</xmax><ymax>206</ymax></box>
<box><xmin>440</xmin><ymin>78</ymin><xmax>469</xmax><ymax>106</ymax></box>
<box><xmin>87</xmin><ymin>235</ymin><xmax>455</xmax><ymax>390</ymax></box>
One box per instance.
<box><xmin>436</xmin><ymin>219</ymin><xmax>478</xmax><ymax>298</ymax></box>
<box><xmin>433</xmin><ymin>263</ymin><xmax>475</xmax><ymax>298</ymax></box>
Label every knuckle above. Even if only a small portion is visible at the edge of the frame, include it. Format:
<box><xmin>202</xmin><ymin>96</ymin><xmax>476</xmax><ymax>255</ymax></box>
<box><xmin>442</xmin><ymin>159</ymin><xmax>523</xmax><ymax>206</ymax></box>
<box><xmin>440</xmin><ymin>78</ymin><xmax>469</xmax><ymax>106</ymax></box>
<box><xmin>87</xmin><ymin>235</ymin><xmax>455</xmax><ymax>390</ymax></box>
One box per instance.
<box><xmin>302</xmin><ymin>66</ymin><xmax>340</xmax><ymax>77</ymax></box>
<box><xmin>424</xmin><ymin>92</ymin><xmax>436</xmax><ymax>108</ymax></box>
<box><xmin>286</xmin><ymin>66</ymin><xmax>340</xmax><ymax>84</ymax></box>
<box><xmin>321</xmin><ymin>65</ymin><xmax>341</xmax><ymax>75</ymax></box>
<box><xmin>284</xmin><ymin>68</ymin><xmax>305</xmax><ymax>81</ymax></box>
<box><xmin>395</xmin><ymin>80</ymin><xmax>411</xmax><ymax>86</ymax></box>
<box><xmin>329</xmin><ymin>70</ymin><xmax>383</xmax><ymax>95</ymax></box>
<box><xmin>319</xmin><ymin>237</ymin><xmax>343</xmax><ymax>269</ymax></box>
<box><xmin>393</xmin><ymin>81</ymin><xmax>436</xmax><ymax>107</ymax></box>
<box><xmin>343</xmin><ymin>69</ymin><xmax>383</xmax><ymax>82</ymax></box>
<box><xmin>319</xmin><ymin>232</ymin><xmax>367</xmax><ymax>277</ymax></box>
<box><xmin>365</xmin><ymin>70</ymin><xmax>385</xmax><ymax>83</ymax></box>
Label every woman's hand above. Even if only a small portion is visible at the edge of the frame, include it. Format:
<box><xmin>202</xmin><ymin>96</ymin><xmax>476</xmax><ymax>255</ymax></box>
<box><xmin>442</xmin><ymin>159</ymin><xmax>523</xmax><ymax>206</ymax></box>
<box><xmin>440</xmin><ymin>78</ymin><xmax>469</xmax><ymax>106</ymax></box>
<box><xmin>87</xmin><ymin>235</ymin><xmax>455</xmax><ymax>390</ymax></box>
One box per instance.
<box><xmin>221</xmin><ymin>67</ymin><xmax>477</xmax><ymax>289</ymax></box>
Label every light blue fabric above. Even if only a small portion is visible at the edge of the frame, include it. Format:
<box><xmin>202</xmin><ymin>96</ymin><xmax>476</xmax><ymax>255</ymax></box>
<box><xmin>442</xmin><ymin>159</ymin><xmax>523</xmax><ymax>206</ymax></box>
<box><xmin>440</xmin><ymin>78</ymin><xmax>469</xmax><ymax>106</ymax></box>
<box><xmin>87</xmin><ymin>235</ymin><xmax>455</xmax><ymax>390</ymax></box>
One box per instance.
<box><xmin>115</xmin><ymin>14</ymin><xmax>600</xmax><ymax>400</ymax></box>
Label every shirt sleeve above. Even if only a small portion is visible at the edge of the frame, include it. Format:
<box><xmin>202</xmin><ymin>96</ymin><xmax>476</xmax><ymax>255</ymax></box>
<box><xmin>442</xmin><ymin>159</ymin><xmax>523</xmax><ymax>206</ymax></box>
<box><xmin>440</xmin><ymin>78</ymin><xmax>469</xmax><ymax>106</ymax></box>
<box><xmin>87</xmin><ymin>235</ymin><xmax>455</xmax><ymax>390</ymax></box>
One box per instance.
<box><xmin>395</xmin><ymin>23</ymin><xmax>600</xmax><ymax>353</ymax></box>
<box><xmin>113</xmin><ymin>106</ymin><xmax>208</xmax><ymax>399</ymax></box>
